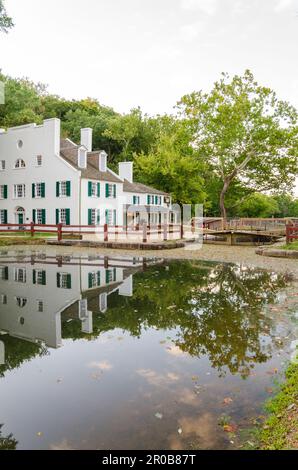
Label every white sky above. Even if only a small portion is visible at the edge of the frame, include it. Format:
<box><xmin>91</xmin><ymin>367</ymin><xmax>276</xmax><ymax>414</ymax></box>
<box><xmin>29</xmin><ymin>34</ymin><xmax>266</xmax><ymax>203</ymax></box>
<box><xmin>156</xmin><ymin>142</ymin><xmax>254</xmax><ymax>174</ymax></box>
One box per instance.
<box><xmin>1</xmin><ymin>0</ymin><xmax>298</xmax><ymax>192</ymax></box>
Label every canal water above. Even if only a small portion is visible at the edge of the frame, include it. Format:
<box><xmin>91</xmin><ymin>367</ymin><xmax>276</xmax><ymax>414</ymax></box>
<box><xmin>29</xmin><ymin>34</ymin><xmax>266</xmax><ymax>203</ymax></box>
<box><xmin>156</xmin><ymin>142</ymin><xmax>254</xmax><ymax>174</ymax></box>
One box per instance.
<box><xmin>0</xmin><ymin>248</ymin><xmax>297</xmax><ymax>450</ymax></box>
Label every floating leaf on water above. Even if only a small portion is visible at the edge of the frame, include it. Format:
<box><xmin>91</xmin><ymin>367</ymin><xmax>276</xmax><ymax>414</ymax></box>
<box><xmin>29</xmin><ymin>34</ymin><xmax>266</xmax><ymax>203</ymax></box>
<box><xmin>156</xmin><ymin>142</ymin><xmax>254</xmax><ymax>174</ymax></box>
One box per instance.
<box><xmin>191</xmin><ymin>376</ymin><xmax>199</xmax><ymax>382</ymax></box>
<box><xmin>160</xmin><ymin>340</ymin><xmax>166</xmax><ymax>345</ymax></box>
<box><xmin>155</xmin><ymin>413</ymin><xmax>163</xmax><ymax>420</ymax></box>
<box><xmin>223</xmin><ymin>397</ymin><xmax>233</xmax><ymax>405</ymax></box>
<box><xmin>178</xmin><ymin>428</ymin><xmax>183</xmax><ymax>435</ymax></box>
<box><xmin>37</xmin><ymin>432</ymin><xmax>43</xmax><ymax>437</ymax></box>
<box><xmin>223</xmin><ymin>424</ymin><xmax>238</xmax><ymax>433</ymax></box>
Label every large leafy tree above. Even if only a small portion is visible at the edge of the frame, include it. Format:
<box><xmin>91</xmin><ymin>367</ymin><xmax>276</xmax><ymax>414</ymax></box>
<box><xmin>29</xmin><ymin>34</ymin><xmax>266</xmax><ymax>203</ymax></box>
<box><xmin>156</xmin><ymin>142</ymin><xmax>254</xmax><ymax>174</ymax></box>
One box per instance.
<box><xmin>178</xmin><ymin>70</ymin><xmax>298</xmax><ymax>218</ymax></box>
<box><xmin>0</xmin><ymin>0</ymin><xmax>13</xmax><ymax>33</ymax></box>
<box><xmin>134</xmin><ymin>117</ymin><xmax>207</xmax><ymax>204</ymax></box>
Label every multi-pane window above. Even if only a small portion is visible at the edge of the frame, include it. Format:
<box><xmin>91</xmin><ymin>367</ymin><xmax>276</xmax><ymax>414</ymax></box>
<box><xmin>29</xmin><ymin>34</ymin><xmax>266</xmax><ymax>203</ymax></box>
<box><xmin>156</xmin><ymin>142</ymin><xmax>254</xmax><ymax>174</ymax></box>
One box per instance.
<box><xmin>106</xmin><ymin>268</ymin><xmax>116</xmax><ymax>284</ymax></box>
<box><xmin>16</xmin><ymin>297</ymin><xmax>27</xmax><ymax>308</ymax></box>
<box><xmin>88</xmin><ymin>209</ymin><xmax>100</xmax><ymax>226</ymax></box>
<box><xmin>14</xmin><ymin>184</ymin><xmax>26</xmax><ymax>199</ymax></box>
<box><xmin>0</xmin><ymin>294</ymin><xmax>7</xmax><ymax>305</ymax></box>
<box><xmin>56</xmin><ymin>181</ymin><xmax>71</xmax><ymax>197</ymax></box>
<box><xmin>0</xmin><ymin>266</ymin><xmax>8</xmax><ymax>280</ymax></box>
<box><xmin>14</xmin><ymin>268</ymin><xmax>26</xmax><ymax>283</ymax></box>
<box><xmin>0</xmin><ymin>210</ymin><xmax>7</xmax><ymax>224</ymax></box>
<box><xmin>36</xmin><ymin>155</ymin><xmax>42</xmax><ymax>166</ymax></box>
<box><xmin>14</xmin><ymin>159</ymin><xmax>26</xmax><ymax>169</ymax></box>
<box><xmin>33</xmin><ymin>269</ymin><xmax>46</xmax><ymax>286</ymax></box>
<box><xmin>33</xmin><ymin>209</ymin><xmax>46</xmax><ymax>225</ymax></box>
<box><xmin>0</xmin><ymin>185</ymin><xmax>7</xmax><ymax>199</ymax></box>
<box><xmin>88</xmin><ymin>181</ymin><xmax>100</xmax><ymax>198</ymax></box>
<box><xmin>32</xmin><ymin>182</ymin><xmax>45</xmax><ymax>198</ymax></box>
<box><xmin>105</xmin><ymin>209</ymin><xmax>116</xmax><ymax>226</ymax></box>
<box><xmin>0</xmin><ymin>160</ymin><xmax>5</xmax><ymax>171</ymax></box>
<box><xmin>88</xmin><ymin>271</ymin><xmax>101</xmax><ymax>289</ymax></box>
<box><xmin>105</xmin><ymin>183</ymin><xmax>116</xmax><ymax>198</ymax></box>
<box><xmin>57</xmin><ymin>272</ymin><xmax>72</xmax><ymax>289</ymax></box>
<box><xmin>56</xmin><ymin>208</ymin><xmax>70</xmax><ymax>225</ymax></box>
<box><xmin>37</xmin><ymin>300</ymin><xmax>44</xmax><ymax>312</ymax></box>
<box><xmin>133</xmin><ymin>195</ymin><xmax>140</xmax><ymax>205</ymax></box>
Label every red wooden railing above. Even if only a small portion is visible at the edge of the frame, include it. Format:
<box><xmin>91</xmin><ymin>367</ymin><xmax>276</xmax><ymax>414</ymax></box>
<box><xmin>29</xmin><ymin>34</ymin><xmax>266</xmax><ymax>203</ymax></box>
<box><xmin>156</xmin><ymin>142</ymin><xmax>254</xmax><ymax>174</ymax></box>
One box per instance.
<box><xmin>286</xmin><ymin>223</ymin><xmax>298</xmax><ymax>244</ymax></box>
<box><xmin>0</xmin><ymin>222</ymin><xmax>183</xmax><ymax>242</ymax></box>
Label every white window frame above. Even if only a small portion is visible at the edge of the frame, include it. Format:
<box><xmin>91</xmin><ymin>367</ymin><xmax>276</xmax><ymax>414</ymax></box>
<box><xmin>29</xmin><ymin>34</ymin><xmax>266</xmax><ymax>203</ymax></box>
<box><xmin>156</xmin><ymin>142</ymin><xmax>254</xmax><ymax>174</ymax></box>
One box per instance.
<box><xmin>36</xmin><ymin>269</ymin><xmax>45</xmax><ymax>285</ymax></box>
<box><xmin>13</xmin><ymin>184</ymin><xmax>26</xmax><ymax>199</ymax></box>
<box><xmin>0</xmin><ymin>266</ymin><xmax>8</xmax><ymax>280</ymax></box>
<box><xmin>36</xmin><ymin>155</ymin><xmax>42</xmax><ymax>167</ymax></box>
<box><xmin>35</xmin><ymin>183</ymin><xmax>43</xmax><ymax>198</ymax></box>
<box><xmin>0</xmin><ymin>294</ymin><xmax>7</xmax><ymax>305</ymax></box>
<box><xmin>60</xmin><ymin>181</ymin><xmax>68</xmax><ymax>197</ymax></box>
<box><xmin>14</xmin><ymin>268</ymin><xmax>26</xmax><ymax>283</ymax></box>
<box><xmin>0</xmin><ymin>185</ymin><xmax>5</xmax><ymax>199</ymax></box>
<box><xmin>0</xmin><ymin>210</ymin><xmax>6</xmax><ymax>223</ymax></box>
<box><xmin>37</xmin><ymin>300</ymin><xmax>44</xmax><ymax>312</ymax></box>
<box><xmin>59</xmin><ymin>273</ymin><xmax>70</xmax><ymax>289</ymax></box>
<box><xmin>15</xmin><ymin>297</ymin><xmax>27</xmax><ymax>308</ymax></box>
<box><xmin>35</xmin><ymin>209</ymin><xmax>44</xmax><ymax>224</ymax></box>
<box><xmin>90</xmin><ymin>182</ymin><xmax>97</xmax><ymax>197</ymax></box>
<box><xmin>59</xmin><ymin>209</ymin><xmax>67</xmax><ymax>225</ymax></box>
<box><xmin>0</xmin><ymin>160</ymin><xmax>5</xmax><ymax>171</ymax></box>
<box><xmin>106</xmin><ymin>184</ymin><xmax>116</xmax><ymax>198</ymax></box>
<box><xmin>14</xmin><ymin>159</ymin><xmax>26</xmax><ymax>169</ymax></box>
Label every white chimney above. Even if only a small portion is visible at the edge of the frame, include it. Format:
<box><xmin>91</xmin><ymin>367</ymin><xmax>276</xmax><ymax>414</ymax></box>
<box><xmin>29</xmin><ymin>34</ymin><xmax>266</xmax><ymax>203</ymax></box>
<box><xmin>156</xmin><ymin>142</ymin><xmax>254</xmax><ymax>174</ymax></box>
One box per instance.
<box><xmin>99</xmin><ymin>151</ymin><xmax>107</xmax><ymax>172</ymax></box>
<box><xmin>78</xmin><ymin>147</ymin><xmax>87</xmax><ymax>169</ymax></box>
<box><xmin>119</xmin><ymin>162</ymin><xmax>133</xmax><ymax>183</ymax></box>
<box><xmin>80</xmin><ymin>128</ymin><xmax>93</xmax><ymax>152</ymax></box>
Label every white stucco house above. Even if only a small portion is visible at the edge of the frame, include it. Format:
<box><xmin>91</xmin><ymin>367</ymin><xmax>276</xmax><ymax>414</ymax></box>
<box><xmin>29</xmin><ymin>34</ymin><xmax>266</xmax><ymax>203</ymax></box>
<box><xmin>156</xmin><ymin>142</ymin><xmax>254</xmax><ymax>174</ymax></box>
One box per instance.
<box><xmin>0</xmin><ymin>118</ymin><xmax>175</xmax><ymax>229</ymax></box>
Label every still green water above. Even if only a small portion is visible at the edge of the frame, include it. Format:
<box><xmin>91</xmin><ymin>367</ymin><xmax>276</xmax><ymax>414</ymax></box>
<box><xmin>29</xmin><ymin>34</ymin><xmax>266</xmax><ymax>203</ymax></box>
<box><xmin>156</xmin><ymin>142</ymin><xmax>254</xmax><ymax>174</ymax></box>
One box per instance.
<box><xmin>0</xmin><ymin>248</ymin><xmax>297</xmax><ymax>450</ymax></box>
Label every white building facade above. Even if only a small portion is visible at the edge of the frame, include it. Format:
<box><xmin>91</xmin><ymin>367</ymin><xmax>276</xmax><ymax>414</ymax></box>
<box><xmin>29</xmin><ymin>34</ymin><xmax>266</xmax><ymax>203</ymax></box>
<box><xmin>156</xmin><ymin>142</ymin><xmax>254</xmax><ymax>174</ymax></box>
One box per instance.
<box><xmin>0</xmin><ymin>119</ymin><xmax>174</xmax><ymax>229</ymax></box>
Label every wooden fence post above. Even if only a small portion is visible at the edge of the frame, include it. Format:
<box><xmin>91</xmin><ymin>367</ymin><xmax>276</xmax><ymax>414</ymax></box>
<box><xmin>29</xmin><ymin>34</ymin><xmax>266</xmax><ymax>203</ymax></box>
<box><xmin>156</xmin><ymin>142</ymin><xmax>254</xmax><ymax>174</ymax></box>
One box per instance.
<box><xmin>163</xmin><ymin>224</ymin><xmax>168</xmax><ymax>241</ymax></box>
<box><xmin>104</xmin><ymin>223</ymin><xmax>108</xmax><ymax>242</ymax></box>
<box><xmin>30</xmin><ymin>222</ymin><xmax>35</xmax><ymax>238</ymax></box>
<box><xmin>57</xmin><ymin>223</ymin><xmax>62</xmax><ymax>242</ymax></box>
<box><xmin>143</xmin><ymin>222</ymin><xmax>147</xmax><ymax>243</ymax></box>
<box><xmin>286</xmin><ymin>224</ymin><xmax>290</xmax><ymax>244</ymax></box>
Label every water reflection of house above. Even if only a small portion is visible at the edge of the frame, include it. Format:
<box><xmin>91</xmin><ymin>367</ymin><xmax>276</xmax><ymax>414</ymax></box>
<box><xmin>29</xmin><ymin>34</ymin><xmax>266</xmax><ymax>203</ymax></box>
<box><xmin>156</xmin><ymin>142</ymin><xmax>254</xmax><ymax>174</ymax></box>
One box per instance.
<box><xmin>0</xmin><ymin>252</ymin><xmax>152</xmax><ymax>362</ymax></box>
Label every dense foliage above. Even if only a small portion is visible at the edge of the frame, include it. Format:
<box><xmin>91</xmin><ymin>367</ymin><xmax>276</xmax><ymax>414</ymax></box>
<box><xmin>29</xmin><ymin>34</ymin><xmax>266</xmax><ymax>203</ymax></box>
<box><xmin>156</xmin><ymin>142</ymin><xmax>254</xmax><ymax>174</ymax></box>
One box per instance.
<box><xmin>0</xmin><ymin>69</ymin><xmax>297</xmax><ymax>216</ymax></box>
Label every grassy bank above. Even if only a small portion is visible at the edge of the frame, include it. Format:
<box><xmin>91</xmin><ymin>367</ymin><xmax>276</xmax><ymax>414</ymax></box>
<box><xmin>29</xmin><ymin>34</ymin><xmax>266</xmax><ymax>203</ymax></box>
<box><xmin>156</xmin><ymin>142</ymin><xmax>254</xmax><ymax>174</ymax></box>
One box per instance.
<box><xmin>282</xmin><ymin>241</ymin><xmax>298</xmax><ymax>250</ymax></box>
<box><xmin>258</xmin><ymin>362</ymin><xmax>298</xmax><ymax>450</ymax></box>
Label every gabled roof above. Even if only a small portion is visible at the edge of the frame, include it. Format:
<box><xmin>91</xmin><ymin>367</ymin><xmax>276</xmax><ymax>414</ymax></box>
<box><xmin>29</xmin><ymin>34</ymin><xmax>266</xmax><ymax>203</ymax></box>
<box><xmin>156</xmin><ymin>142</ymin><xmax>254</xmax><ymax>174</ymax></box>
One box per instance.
<box><xmin>60</xmin><ymin>139</ymin><xmax>122</xmax><ymax>183</ymax></box>
<box><xmin>123</xmin><ymin>179</ymin><xmax>169</xmax><ymax>196</ymax></box>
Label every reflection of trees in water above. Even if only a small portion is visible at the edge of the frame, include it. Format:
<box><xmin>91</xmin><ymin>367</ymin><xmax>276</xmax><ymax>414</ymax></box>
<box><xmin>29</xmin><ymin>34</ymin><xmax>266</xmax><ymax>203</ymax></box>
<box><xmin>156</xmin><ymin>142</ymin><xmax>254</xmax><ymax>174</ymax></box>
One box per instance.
<box><xmin>0</xmin><ymin>335</ymin><xmax>48</xmax><ymax>378</ymax></box>
<box><xmin>0</xmin><ymin>424</ymin><xmax>18</xmax><ymax>450</ymax></box>
<box><xmin>62</xmin><ymin>261</ymin><xmax>289</xmax><ymax>376</ymax></box>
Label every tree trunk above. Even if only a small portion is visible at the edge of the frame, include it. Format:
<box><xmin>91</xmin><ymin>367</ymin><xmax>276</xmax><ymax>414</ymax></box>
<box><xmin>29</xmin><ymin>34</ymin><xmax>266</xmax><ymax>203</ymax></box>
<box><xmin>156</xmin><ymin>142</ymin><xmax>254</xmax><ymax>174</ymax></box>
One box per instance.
<box><xmin>220</xmin><ymin>178</ymin><xmax>231</xmax><ymax>220</ymax></box>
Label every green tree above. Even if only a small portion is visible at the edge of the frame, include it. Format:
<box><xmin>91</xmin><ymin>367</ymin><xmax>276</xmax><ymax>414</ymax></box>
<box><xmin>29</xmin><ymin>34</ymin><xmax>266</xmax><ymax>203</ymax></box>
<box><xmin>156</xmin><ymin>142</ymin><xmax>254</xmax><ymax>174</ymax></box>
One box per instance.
<box><xmin>237</xmin><ymin>193</ymin><xmax>279</xmax><ymax>218</ymax></box>
<box><xmin>0</xmin><ymin>0</ymin><xmax>13</xmax><ymax>33</ymax></box>
<box><xmin>272</xmin><ymin>194</ymin><xmax>298</xmax><ymax>218</ymax></box>
<box><xmin>134</xmin><ymin>118</ymin><xmax>207</xmax><ymax>204</ymax></box>
<box><xmin>178</xmin><ymin>70</ymin><xmax>298</xmax><ymax>218</ymax></box>
<box><xmin>0</xmin><ymin>425</ymin><xmax>17</xmax><ymax>450</ymax></box>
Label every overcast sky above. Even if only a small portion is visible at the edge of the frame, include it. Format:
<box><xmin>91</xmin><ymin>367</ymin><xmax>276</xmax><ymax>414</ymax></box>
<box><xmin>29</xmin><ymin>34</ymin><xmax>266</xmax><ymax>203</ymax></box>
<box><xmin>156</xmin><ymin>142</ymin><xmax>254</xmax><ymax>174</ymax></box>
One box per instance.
<box><xmin>1</xmin><ymin>0</ymin><xmax>298</xmax><ymax>115</ymax></box>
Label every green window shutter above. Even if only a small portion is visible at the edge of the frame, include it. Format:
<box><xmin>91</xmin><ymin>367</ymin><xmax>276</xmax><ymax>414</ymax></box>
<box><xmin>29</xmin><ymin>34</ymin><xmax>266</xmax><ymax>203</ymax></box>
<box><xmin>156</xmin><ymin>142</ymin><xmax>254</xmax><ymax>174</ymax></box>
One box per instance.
<box><xmin>88</xmin><ymin>181</ymin><xmax>92</xmax><ymax>197</ymax></box>
<box><xmin>113</xmin><ymin>210</ymin><xmax>116</xmax><ymax>226</ymax></box>
<box><xmin>4</xmin><ymin>266</ymin><xmax>8</xmax><ymax>280</ymax></box>
<box><xmin>3</xmin><ymin>210</ymin><xmax>7</xmax><ymax>224</ymax></box>
<box><xmin>155</xmin><ymin>196</ymin><xmax>158</xmax><ymax>205</ymax></box>
<box><xmin>66</xmin><ymin>181</ymin><xmax>71</xmax><ymax>197</ymax></box>
<box><xmin>97</xmin><ymin>183</ymin><xmax>100</xmax><ymax>198</ymax></box>
<box><xmin>65</xmin><ymin>209</ymin><xmax>70</xmax><ymax>226</ymax></box>
<box><xmin>42</xmin><ymin>271</ymin><xmax>46</xmax><ymax>286</ymax></box>
<box><xmin>97</xmin><ymin>271</ymin><xmax>100</xmax><ymax>286</ymax></box>
<box><xmin>147</xmin><ymin>195</ymin><xmax>150</xmax><ymax>205</ymax></box>
<box><xmin>113</xmin><ymin>267</ymin><xmax>116</xmax><ymax>282</ymax></box>
<box><xmin>106</xmin><ymin>270</ymin><xmax>110</xmax><ymax>284</ymax></box>
<box><xmin>105</xmin><ymin>184</ymin><xmax>109</xmax><ymax>198</ymax></box>
<box><xmin>105</xmin><ymin>209</ymin><xmax>108</xmax><ymax>224</ymax></box>
<box><xmin>96</xmin><ymin>210</ymin><xmax>100</xmax><ymax>225</ymax></box>
<box><xmin>56</xmin><ymin>209</ymin><xmax>59</xmax><ymax>225</ymax></box>
<box><xmin>42</xmin><ymin>209</ymin><xmax>46</xmax><ymax>225</ymax></box>
<box><xmin>133</xmin><ymin>196</ymin><xmax>136</xmax><ymax>204</ymax></box>
<box><xmin>3</xmin><ymin>185</ymin><xmax>7</xmax><ymax>199</ymax></box>
<box><xmin>88</xmin><ymin>209</ymin><xmax>93</xmax><ymax>226</ymax></box>
<box><xmin>57</xmin><ymin>273</ymin><xmax>61</xmax><ymax>288</ymax></box>
<box><xmin>88</xmin><ymin>272</ymin><xmax>93</xmax><ymax>289</ymax></box>
<box><xmin>32</xmin><ymin>183</ymin><xmax>35</xmax><ymax>199</ymax></box>
<box><xmin>67</xmin><ymin>274</ymin><xmax>72</xmax><ymax>289</ymax></box>
<box><xmin>32</xmin><ymin>210</ymin><xmax>36</xmax><ymax>224</ymax></box>
<box><xmin>41</xmin><ymin>183</ymin><xmax>45</xmax><ymax>198</ymax></box>
<box><xmin>113</xmin><ymin>185</ymin><xmax>116</xmax><ymax>198</ymax></box>
<box><xmin>33</xmin><ymin>269</ymin><xmax>36</xmax><ymax>285</ymax></box>
<box><xmin>56</xmin><ymin>182</ymin><xmax>60</xmax><ymax>197</ymax></box>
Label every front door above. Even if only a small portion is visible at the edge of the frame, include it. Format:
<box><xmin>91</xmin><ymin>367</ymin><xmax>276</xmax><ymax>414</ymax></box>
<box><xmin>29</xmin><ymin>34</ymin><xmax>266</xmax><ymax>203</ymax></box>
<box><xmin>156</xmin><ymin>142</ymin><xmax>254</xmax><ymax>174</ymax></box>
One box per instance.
<box><xmin>18</xmin><ymin>213</ymin><xmax>24</xmax><ymax>225</ymax></box>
